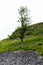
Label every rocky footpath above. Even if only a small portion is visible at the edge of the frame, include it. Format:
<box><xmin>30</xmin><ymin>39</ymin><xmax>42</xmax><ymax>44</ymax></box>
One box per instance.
<box><xmin>0</xmin><ymin>51</ymin><xmax>43</xmax><ymax>65</ymax></box>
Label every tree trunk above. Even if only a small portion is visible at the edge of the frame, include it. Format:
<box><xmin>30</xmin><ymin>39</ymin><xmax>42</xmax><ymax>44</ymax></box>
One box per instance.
<box><xmin>21</xmin><ymin>38</ymin><xmax>23</xmax><ymax>44</ymax></box>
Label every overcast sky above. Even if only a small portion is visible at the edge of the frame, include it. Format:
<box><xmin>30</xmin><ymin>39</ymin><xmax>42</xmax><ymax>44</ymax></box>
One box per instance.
<box><xmin>0</xmin><ymin>0</ymin><xmax>43</xmax><ymax>40</ymax></box>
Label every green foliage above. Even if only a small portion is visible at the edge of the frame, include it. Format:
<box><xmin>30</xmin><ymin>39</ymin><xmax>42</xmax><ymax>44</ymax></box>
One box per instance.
<box><xmin>17</xmin><ymin>6</ymin><xmax>30</xmax><ymax>43</ymax></box>
<box><xmin>18</xmin><ymin>6</ymin><xmax>30</xmax><ymax>24</ymax></box>
<box><xmin>9</xmin><ymin>6</ymin><xmax>30</xmax><ymax>42</ymax></box>
<box><xmin>8</xmin><ymin>34</ymin><xmax>16</xmax><ymax>39</ymax></box>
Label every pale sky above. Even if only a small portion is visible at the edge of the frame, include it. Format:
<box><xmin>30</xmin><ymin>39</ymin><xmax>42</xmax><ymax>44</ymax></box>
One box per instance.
<box><xmin>0</xmin><ymin>0</ymin><xmax>43</xmax><ymax>40</ymax></box>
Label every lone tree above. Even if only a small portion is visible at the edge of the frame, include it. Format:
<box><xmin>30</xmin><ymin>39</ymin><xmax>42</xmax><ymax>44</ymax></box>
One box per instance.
<box><xmin>18</xmin><ymin>6</ymin><xmax>30</xmax><ymax>43</ymax></box>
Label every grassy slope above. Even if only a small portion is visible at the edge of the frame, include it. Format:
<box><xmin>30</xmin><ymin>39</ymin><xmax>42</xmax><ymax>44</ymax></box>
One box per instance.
<box><xmin>0</xmin><ymin>22</ymin><xmax>43</xmax><ymax>55</ymax></box>
<box><xmin>0</xmin><ymin>35</ymin><xmax>43</xmax><ymax>55</ymax></box>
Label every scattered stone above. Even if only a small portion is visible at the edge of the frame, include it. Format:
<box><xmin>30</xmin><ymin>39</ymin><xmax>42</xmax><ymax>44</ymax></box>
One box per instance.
<box><xmin>0</xmin><ymin>51</ymin><xmax>43</xmax><ymax>65</ymax></box>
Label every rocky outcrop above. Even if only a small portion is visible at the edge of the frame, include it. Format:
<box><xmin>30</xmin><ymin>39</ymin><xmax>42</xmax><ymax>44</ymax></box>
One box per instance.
<box><xmin>0</xmin><ymin>51</ymin><xmax>43</xmax><ymax>65</ymax></box>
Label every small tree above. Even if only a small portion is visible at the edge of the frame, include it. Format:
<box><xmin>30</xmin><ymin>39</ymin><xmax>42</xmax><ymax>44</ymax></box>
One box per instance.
<box><xmin>18</xmin><ymin>6</ymin><xmax>30</xmax><ymax>43</ymax></box>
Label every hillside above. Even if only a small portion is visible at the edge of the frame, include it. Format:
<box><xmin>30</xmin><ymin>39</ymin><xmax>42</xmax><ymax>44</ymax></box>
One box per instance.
<box><xmin>0</xmin><ymin>22</ymin><xmax>43</xmax><ymax>55</ymax></box>
<box><xmin>27</xmin><ymin>22</ymin><xmax>43</xmax><ymax>36</ymax></box>
<box><xmin>9</xmin><ymin>22</ymin><xmax>43</xmax><ymax>39</ymax></box>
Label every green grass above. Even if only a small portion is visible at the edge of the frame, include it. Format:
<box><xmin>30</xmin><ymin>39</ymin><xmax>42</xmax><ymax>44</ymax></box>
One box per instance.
<box><xmin>0</xmin><ymin>35</ymin><xmax>43</xmax><ymax>55</ymax></box>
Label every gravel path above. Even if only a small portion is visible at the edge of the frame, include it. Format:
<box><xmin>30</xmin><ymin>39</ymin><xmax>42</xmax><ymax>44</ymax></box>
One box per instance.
<box><xmin>0</xmin><ymin>51</ymin><xmax>43</xmax><ymax>65</ymax></box>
